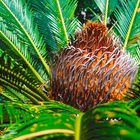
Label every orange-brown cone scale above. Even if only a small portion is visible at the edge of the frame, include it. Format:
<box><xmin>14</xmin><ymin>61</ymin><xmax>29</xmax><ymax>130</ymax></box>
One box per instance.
<box><xmin>50</xmin><ymin>22</ymin><xmax>138</xmax><ymax>111</ymax></box>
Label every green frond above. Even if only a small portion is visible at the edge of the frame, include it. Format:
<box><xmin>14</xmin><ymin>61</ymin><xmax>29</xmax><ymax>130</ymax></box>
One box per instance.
<box><xmin>114</xmin><ymin>0</ymin><xmax>140</xmax><ymax>50</ymax></box>
<box><xmin>93</xmin><ymin>0</ymin><xmax>119</xmax><ymax>24</ymax></box>
<box><xmin>0</xmin><ymin>0</ymin><xmax>51</xmax><ymax>80</ymax></box>
<box><xmin>2</xmin><ymin>115</ymin><xmax>75</xmax><ymax>140</ymax></box>
<box><xmin>75</xmin><ymin>101</ymin><xmax>140</xmax><ymax>140</ymax></box>
<box><xmin>0</xmin><ymin>25</ymin><xmax>45</xmax><ymax>84</ymax></box>
<box><xmin>0</xmin><ymin>101</ymin><xmax>79</xmax><ymax>140</ymax></box>
<box><xmin>0</xmin><ymin>49</ymin><xmax>48</xmax><ymax>103</ymax></box>
<box><xmin>28</xmin><ymin>0</ymin><xmax>81</xmax><ymax>52</ymax></box>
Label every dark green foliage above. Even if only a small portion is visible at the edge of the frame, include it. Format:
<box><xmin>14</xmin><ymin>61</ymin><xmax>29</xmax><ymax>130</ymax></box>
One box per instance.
<box><xmin>27</xmin><ymin>0</ymin><xmax>81</xmax><ymax>53</ymax></box>
<box><xmin>126</xmin><ymin>78</ymin><xmax>140</xmax><ymax>116</ymax></box>
<box><xmin>0</xmin><ymin>0</ymin><xmax>51</xmax><ymax>81</ymax></box>
<box><xmin>0</xmin><ymin>49</ymin><xmax>48</xmax><ymax>104</ymax></box>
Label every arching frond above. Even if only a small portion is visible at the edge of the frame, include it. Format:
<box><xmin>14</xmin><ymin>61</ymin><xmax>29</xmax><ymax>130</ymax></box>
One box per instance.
<box><xmin>0</xmin><ymin>0</ymin><xmax>51</xmax><ymax>81</ymax></box>
<box><xmin>2</xmin><ymin>114</ymin><xmax>75</xmax><ymax>140</ymax></box>
<box><xmin>28</xmin><ymin>0</ymin><xmax>81</xmax><ymax>52</ymax></box>
<box><xmin>2</xmin><ymin>101</ymin><xmax>140</xmax><ymax>140</ymax></box>
<box><xmin>114</xmin><ymin>0</ymin><xmax>140</xmax><ymax>50</ymax></box>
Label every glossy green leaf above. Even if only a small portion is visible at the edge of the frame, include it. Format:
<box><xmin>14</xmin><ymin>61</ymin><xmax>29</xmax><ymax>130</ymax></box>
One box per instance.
<box><xmin>0</xmin><ymin>101</ymin><xmax>79</xmax><ymax>140</ymax></box>
<box><xmin>75</xmin><ymin>101</ymin><xmax>140</xmax><ymax>140</ymax></box>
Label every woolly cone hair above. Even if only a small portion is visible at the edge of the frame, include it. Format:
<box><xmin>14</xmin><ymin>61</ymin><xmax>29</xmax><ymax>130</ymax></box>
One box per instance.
<box><xmin>50</xmin><ymin>22</ymin><xmax>138</xmax><ymax>111</ymax></box>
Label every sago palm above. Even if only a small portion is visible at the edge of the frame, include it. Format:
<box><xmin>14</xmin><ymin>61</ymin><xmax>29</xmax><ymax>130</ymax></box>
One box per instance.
<box><xmin>0</xmin><ymin>0</ymin><xmax>140</xmax><ymax>139</ymax></box>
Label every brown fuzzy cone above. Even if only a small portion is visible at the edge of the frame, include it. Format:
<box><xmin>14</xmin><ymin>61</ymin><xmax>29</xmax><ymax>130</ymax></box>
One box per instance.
<box><xmin>50</xmin><ymin>22</ymin><xmax>138</xmax><ymax>111</ymax></box>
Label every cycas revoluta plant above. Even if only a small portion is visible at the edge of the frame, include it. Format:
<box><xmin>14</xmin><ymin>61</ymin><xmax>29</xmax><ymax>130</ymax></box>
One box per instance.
<box><xmin>0</xmin><ymin>0</ymin><xmax>140</xmax><ymax>139</ymax></box>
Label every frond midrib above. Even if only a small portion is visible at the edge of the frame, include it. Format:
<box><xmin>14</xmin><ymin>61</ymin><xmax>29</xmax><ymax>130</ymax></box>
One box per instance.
<box><xmin>75</xmin><ymin>113</ymin><xmax>84</xmax><ymax>140</ymax></box>
<box><xmin>104</xmin><ymin>0</ymin><xmax>109</xmax><ymax>25</ymax></box>
<box><xmin>55</xmin><ymin>0</ymin><xmax>69</xmax><ymax>43</ymax></box>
